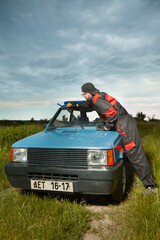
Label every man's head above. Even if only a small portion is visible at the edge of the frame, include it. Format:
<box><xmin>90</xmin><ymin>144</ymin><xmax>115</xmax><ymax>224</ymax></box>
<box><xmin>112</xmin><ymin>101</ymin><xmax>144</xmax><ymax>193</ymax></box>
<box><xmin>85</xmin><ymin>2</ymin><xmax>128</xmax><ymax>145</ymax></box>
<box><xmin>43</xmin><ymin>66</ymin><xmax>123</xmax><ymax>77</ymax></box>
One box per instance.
<box><xmin>81</xmin><ymin>83</ymin><xmax>99</xmax><ymax>100</ymax></box>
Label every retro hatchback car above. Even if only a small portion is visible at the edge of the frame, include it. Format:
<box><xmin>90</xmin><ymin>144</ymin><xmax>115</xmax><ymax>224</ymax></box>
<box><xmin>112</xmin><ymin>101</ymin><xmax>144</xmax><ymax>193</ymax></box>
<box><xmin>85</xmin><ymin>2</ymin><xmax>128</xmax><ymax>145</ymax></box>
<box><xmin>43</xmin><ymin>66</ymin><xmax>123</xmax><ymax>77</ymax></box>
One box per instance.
<box><xmin>5</xmin><ymin>101</ymin><xmax>133</xmax><ymax>202</ymax></box>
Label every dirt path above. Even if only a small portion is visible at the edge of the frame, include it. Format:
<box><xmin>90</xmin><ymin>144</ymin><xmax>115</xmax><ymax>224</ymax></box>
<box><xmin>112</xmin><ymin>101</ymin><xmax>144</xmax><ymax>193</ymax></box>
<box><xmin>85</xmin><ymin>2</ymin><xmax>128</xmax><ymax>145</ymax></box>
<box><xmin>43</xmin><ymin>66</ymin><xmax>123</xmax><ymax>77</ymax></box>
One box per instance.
<box><xmin>83</xmin><ymin>203</ymin><xmax>113</xmax><ymax>240</ymax></box>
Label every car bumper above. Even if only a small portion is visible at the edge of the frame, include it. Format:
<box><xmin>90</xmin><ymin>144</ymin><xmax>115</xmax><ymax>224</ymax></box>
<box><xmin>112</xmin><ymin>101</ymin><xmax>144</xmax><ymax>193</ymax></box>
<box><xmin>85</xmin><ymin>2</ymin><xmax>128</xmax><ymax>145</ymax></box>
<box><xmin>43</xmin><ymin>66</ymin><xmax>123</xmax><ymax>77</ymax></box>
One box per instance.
<box><xmin>5</xmin><ymin>160</ymin><xmax>123</xmax><ymax>195</ymax></box>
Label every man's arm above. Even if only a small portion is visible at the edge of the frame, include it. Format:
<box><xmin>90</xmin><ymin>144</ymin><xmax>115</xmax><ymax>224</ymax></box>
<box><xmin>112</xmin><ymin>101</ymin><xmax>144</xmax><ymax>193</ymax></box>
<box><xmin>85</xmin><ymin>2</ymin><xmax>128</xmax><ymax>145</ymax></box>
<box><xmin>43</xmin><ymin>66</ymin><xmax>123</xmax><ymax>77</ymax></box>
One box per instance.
<box><xmin>91</xmin><ymin>96</ymin><xmax>118</xmax><ymax>130</ymax></box>
<box><xmin>77</xmin><ymin>101</ymin><xmax>92</xmax><ymax>108</ymax></box>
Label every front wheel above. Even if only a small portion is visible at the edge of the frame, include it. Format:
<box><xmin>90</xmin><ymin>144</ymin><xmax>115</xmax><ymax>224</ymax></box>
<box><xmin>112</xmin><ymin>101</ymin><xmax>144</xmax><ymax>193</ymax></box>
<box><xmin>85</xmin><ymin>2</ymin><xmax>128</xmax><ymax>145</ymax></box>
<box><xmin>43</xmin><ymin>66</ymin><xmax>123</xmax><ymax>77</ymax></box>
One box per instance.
<box><xmin>112</xmin><ymin>157</ymin><xmax>134</xmax><ymax>203</ymax></box>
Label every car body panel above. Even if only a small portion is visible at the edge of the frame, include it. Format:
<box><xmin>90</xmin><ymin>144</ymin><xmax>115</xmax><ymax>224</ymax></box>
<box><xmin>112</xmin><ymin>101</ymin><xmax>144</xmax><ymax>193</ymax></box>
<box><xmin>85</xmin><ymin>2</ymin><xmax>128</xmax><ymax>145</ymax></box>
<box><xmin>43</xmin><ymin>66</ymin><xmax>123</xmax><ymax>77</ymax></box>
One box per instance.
<box><xmin>12</xmin><ymin>127</ymin><xmax>121</xmax><ymax>150</ymax></box>
<box><xmin>5</xmin><ymin>160</ymin><xmax>123</xmax><ymax>194</ymax></box>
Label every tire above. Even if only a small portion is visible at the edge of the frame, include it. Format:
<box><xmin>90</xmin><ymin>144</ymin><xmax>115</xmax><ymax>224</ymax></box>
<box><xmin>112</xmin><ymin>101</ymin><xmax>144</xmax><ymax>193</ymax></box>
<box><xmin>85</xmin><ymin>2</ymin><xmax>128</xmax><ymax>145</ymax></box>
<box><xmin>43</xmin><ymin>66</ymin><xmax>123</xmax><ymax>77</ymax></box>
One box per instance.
<box><xmin>112</xmin><ymin>155</ymin><xmax>134</xmax><ymax>203</ymax></box>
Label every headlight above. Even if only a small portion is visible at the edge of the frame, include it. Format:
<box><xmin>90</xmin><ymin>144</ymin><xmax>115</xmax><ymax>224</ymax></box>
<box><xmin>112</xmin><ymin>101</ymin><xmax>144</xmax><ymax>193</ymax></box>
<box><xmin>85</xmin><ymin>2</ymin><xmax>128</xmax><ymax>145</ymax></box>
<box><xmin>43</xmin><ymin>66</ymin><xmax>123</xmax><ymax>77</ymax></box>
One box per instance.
<box><xmin>87</xmin><ymin>149</ymin><xmax>107</xmax><ymax>166</ymax></box>
<box><xmin>10</xmin><ymin>148</ymin><xmax>27</xmax><ymax>162</ymax></box>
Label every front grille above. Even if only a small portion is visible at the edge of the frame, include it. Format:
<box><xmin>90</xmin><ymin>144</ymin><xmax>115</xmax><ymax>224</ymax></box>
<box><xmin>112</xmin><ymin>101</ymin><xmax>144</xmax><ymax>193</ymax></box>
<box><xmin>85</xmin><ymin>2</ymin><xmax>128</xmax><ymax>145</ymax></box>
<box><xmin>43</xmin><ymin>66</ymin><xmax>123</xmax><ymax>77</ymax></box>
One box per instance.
<box><xmin>27</xmin><ymin>172</ymin><xmax>79</xmax><ymax>181</ymax></box>
<box><xmin>28</xmin><ymin>148</ymin><xmax>87</xmax><ymax>168</ymax></box>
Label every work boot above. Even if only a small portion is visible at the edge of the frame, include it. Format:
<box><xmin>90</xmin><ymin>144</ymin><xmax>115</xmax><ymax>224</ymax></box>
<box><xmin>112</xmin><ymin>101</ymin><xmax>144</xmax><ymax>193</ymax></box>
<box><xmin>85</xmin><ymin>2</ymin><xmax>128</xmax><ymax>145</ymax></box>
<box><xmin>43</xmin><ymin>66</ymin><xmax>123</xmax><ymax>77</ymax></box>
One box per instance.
<box><xmin>143</xmin><ymin>186</ymin><xmax>159</xmax><ymax>196</ymax></box>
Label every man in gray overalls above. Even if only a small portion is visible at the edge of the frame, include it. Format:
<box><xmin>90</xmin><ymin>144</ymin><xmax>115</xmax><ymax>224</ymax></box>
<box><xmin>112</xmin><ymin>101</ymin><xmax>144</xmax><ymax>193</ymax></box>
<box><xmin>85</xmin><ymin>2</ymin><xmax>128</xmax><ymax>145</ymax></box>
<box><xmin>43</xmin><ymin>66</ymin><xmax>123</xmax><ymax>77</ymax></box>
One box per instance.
<box><xmin>74</xmin><ymin>83</ymin><xmax>157</xmax><ymax>190</ymax></box>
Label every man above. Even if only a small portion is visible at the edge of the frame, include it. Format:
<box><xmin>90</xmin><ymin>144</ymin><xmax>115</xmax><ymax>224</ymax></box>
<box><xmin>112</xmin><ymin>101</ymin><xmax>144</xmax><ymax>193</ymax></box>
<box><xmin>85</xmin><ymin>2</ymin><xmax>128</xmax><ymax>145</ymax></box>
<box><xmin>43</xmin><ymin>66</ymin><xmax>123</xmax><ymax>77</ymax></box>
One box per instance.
<box><xmin>68</xmin><ymin>83</ymin><xmax>157</xmax><ymax>191</ymax></box>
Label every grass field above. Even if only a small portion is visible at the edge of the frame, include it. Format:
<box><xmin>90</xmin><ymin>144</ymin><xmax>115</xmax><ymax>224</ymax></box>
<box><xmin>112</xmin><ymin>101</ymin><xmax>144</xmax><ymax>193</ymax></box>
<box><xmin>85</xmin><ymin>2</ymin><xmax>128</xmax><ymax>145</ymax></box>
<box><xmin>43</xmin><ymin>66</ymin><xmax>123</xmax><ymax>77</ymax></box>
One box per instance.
<box><xmin>0</xmin><ymin>122</ymin><xmax>160</xmax><ymax>239</ymax></box>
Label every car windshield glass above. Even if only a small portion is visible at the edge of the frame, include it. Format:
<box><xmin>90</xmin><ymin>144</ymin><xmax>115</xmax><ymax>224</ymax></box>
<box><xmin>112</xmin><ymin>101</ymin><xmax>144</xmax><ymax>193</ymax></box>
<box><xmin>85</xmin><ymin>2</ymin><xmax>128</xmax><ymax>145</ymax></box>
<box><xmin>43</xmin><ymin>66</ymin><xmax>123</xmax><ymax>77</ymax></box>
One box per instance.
<box><xmin>47</xmin><ymin>108</ymin><xmax>103</xmax><ymax>130</ymax></box>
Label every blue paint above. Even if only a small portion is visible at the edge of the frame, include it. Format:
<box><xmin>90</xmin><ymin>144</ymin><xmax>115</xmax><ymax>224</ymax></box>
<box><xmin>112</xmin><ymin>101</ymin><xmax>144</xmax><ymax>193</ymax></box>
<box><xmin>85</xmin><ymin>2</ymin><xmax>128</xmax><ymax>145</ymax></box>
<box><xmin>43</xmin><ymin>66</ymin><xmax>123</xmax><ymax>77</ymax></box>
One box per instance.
<box><xmin>12</xmin><ymin>127</ymin><xmax>120</xmax><ymax>149</ymax></box>
<box><xmin>64</xmin><ymin>101</ymin><xmax>82</xmax><ymax>106</ymax></box>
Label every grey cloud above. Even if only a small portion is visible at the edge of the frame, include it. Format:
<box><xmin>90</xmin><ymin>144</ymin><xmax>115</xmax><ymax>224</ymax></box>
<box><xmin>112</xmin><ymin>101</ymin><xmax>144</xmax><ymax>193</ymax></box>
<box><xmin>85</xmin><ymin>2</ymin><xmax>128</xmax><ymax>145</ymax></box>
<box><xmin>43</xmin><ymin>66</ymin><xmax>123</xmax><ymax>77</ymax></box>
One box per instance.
<box><xmin>0</xmin><ymin>0</ymin><xmax>160</xmax><ymax>118</ymax></box>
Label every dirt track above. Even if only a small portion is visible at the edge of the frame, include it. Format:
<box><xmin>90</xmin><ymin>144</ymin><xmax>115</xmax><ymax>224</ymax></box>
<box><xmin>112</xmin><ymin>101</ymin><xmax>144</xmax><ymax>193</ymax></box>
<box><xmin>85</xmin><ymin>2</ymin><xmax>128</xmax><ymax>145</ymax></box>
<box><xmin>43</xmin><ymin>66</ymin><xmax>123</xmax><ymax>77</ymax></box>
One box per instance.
<box><xmin>83</xmin><ymin>205</ymin><xmax>112</xmax><ymax>240</ymax></box>
<box><xmin>82</xmin><ymin>195</ymin><xmax>116</xmax><ymax>240</ymax></box>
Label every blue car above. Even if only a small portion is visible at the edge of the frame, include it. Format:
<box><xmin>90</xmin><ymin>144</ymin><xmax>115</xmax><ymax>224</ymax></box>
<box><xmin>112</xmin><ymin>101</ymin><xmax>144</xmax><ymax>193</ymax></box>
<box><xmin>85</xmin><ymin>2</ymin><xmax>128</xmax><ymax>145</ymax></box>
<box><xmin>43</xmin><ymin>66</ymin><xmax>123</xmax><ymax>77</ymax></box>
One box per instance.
<box><xmin>5</xmin><ymin>101</ymin><xmax>134</xmax><ymax>203</ymax></box>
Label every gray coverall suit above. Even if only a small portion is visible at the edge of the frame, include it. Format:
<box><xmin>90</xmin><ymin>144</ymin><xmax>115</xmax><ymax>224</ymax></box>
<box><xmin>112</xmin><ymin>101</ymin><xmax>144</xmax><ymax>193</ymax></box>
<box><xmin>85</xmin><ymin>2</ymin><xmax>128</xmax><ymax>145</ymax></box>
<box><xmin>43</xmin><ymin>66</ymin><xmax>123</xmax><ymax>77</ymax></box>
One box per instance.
<box><xmin>79</xmin><ymin>92</ymin><xmax>155</xmax><ymax>187</ymax></box>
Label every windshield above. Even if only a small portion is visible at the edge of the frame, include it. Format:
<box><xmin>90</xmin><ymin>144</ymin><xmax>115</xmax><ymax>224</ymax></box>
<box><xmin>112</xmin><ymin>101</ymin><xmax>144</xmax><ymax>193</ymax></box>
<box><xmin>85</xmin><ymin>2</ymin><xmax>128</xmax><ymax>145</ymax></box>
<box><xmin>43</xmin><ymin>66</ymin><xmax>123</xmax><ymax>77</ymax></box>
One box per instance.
<box><xmin>47</xmin><ymin>108</ymin><xmax>103</xmax><ymax>130</ymax></box>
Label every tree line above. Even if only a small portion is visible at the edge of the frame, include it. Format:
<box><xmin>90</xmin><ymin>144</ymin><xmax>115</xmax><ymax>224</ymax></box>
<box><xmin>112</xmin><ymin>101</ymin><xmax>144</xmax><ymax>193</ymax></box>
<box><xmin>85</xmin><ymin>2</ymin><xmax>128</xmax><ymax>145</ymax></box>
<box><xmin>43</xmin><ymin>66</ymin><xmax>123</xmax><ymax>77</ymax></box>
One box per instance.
<box><xmin>0</xmin><ymin>112</ymin><xmax>159</xmax><ymax>127</ymax></box>
<box><xmin>135</xmin><ymin>112</ymin><xmax>160</xmax><ymax>122</ymax></box>
<box><xmin>0</xmin><ymin>118</ymin><xmax>49</xmax><ymax>127</ymax></box>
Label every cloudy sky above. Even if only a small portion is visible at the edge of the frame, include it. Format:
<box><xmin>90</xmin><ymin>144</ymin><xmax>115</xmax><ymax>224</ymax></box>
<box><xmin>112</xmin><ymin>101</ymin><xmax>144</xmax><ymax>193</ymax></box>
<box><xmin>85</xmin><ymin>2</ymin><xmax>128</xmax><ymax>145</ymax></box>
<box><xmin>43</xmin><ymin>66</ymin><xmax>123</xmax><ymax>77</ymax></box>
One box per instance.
<box><xmin>0</xmin><ymin>0</ymin><xmax>160</xmax><ymax>120</ymax></box>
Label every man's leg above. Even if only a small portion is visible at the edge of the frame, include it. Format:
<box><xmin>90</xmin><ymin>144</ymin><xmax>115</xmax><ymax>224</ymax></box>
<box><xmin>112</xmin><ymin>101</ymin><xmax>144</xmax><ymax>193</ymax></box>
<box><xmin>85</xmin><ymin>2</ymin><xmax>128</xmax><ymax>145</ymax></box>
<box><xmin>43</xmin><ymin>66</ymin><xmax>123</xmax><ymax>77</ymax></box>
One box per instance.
<box><xmin>116</xmin><ymin>114</ymin><xmax>156</xmax><ymax>187</ymax></box>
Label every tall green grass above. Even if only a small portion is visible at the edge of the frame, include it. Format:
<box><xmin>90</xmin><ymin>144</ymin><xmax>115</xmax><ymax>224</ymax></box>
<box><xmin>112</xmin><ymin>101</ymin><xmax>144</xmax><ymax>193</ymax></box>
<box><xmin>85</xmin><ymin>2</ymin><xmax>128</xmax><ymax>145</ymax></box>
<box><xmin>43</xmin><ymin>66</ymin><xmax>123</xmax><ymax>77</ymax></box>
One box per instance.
<box><xmin>0</xmin><ymin>189</ymin><xmax>90</xmax><ymax>240</ymax></box>
<box><xmin>0</xmin><ymin>125</ymin><xmax>43</xmax><ymax>149</ymax></box>
<box><xmin>0</xmin><ymin>148</ymin><xmax>10</xmax><ymax>190</ymax></box>
<box><xmin>0</xmin><ymin>125</ymin><xmax>43</xmax><ymax>191</ymax></box>
<box><xmin>137</xmin><ymin>121</ymin><xmax>156</xmax><ymax>138</ymax></box>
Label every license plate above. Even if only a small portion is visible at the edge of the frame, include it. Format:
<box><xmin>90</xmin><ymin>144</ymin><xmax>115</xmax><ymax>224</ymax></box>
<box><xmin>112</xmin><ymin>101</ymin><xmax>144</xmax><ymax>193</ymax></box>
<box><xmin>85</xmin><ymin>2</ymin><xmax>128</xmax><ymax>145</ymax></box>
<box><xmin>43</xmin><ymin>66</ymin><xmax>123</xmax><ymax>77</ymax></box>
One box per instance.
<box><xmin>30</xmin><ymin>180</ymin><xmax>74</xmax><ymax>192</ymax></box>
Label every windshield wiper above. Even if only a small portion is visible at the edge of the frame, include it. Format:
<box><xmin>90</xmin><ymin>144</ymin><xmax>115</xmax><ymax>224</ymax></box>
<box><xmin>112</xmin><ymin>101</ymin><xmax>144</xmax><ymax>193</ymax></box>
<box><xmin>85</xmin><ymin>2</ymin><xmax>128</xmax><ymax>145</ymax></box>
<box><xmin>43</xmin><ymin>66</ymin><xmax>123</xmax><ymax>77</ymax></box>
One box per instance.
<box><xmin>66</xmin><ymin>107</ymin><xmax>85</xmax><ymax>129</ymax></box>
<box><xmin>71</xmin><ymin>115</ymin><xmax>84</xmax><ymax>129</ymax></box>
<box><xmin>79</xmin><ymin>122</ymin><xmax>84</xmax><ymax>129</ymax></box>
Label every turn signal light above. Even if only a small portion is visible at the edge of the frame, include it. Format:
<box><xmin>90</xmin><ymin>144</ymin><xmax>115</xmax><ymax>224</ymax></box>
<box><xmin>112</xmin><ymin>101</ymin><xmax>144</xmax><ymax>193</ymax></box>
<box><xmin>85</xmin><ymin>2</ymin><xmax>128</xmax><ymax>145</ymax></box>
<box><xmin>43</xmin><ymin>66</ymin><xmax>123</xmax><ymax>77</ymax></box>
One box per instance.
<box><xmin>9</xmin><ymin>147</ymin><xmax>13</xmax><ymax>162</ymax></box>
<box><xmin>107</xmin><ymin>149</ymin><xmax>114</xmax><ymax>166</ymax></box>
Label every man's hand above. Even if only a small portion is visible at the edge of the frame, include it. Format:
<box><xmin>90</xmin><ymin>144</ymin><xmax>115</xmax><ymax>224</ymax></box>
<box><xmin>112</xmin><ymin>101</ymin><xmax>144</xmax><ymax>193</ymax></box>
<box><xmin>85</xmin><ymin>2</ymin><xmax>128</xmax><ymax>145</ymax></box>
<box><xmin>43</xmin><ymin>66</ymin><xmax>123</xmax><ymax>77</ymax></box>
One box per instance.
<box><xmin>96</xmin><ymin>125</ymin><xmax>108</xmax><ymax>131</ymax></box>
<box><xmin>67</xmin><ymin>102</ymin><xmax>77</xmax><ymax>108</ymax></box>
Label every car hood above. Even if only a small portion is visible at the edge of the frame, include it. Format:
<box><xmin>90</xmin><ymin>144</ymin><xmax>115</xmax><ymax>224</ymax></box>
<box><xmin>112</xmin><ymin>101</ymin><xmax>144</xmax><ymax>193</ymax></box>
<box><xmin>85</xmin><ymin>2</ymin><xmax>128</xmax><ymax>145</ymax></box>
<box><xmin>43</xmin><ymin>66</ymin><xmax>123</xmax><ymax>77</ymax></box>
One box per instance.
<box><xmin>12</xmin><ymin>127</ymin><xmax>120</xmax><ymax>149</ymax></box>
